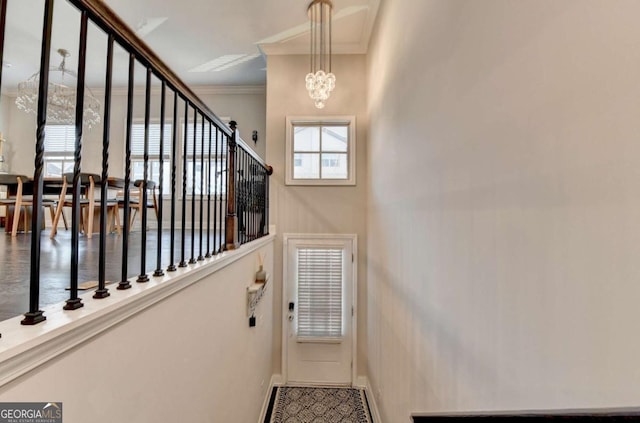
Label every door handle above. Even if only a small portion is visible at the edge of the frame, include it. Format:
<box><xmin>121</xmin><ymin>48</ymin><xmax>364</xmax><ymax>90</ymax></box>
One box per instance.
<box><xmin>288</xmin><ymin>302</ymin><xmax>295</xmax><ymax>321</ymax></box>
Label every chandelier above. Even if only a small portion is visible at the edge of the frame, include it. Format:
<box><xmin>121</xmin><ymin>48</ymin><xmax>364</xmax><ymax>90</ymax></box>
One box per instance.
<box><xmin>15</xmin><ymin>48</ymin><xmax>101</xmax><ymax>129</ymax></box>
<box><xmin>305</xmin><ymin>0</ymin><xmax>335</xmax><ymax>109</ymax></box>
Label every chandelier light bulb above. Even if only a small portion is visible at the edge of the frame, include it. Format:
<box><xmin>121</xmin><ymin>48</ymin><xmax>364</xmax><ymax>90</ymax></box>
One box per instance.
<box><xmin>306</xmin><ymin>0</ymin><xmax>335</xmax><ymax>109</ymax></box>
<box><xmin>306</xmin><ymin>70</ymin><xmax>336</xmax><ymax>109</ymax></box>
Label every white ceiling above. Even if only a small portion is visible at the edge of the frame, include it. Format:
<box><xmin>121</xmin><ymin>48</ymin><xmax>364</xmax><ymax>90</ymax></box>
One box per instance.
<box><xmin>1</xmin><ymin>0</ymin><xmax>379</xmax><ymax>89</ymax></box>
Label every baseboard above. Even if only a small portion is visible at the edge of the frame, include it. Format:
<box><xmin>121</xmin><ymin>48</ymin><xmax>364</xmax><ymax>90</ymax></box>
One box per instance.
<box><xmin>258</xmin><ymin>374</ymin><xmax>283</xmax><ymax>423</ymax></box>
<box><xmin>271</xmin><ymin>374</ymin><xmax>284</xmax><ymax>386</ymax></box>
<box><xmin>355</xmin><ymin>376</ymin><xmax>382</xmax><ymax>423</ymax></box>
<box><xmin>354</xmin><ymin>376</ymin><xmax>368</xmax><ymax>388</ymax></box>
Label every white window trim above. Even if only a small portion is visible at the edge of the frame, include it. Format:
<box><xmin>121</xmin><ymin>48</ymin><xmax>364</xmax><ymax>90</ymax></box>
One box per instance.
<box><xmin>285</xmin><ymin>116</ymin><xmax>356</xmax><ymax>186</ymax></box>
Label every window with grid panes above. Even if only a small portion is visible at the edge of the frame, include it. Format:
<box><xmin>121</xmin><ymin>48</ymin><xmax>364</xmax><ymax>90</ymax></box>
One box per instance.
<box><xmin>285</xmin><ymin>116</ymin><xmax>356</xmax><ymax>186</ymax></box>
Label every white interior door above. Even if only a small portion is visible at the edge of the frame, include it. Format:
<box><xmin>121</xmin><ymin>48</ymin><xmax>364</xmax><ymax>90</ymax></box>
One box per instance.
<box><xmin>284</xmin><ymin>234</ymin><xmax>355</xmax><ymax>385</ymax></box>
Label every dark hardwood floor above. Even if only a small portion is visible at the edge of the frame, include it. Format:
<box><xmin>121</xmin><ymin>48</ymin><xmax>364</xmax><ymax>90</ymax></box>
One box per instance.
<box><xmin>0</xmin><ymin>227</ymin><xmax>223</xmax><ymax>322</ymax></box>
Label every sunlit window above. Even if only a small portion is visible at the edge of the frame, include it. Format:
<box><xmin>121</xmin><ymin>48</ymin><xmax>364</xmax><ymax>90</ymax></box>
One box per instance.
<box><xmin>286</xmin><ymin>116</ymin><xmax>356</xmax><ymax>186</ymax></box>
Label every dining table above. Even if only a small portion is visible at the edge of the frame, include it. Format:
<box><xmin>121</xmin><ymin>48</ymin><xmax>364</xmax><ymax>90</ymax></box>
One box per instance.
<box><xmin>1</xmin><ymin>175</ymin><xmax>127</xmax><ymax>235</ymax></box>
<box><xmin>0</xmin><ymin>176</ymin><xmax>70</xmax><ymax>233</ymax></box>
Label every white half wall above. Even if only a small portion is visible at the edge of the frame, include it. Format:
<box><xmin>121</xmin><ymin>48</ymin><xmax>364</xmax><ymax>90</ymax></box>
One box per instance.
<box><xmin>367</xmin><ymin>0</ymin><xmax>640</xmax><ymax>421</ymax></box>
<box><xmin>0</xmin><ymin>239</ymin><xmax>274</xmax><ymax>423</ymax></box>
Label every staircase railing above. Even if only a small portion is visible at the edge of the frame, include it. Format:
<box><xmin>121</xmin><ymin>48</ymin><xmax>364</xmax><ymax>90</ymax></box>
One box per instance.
<box><xmin>0</xmin><ymin>0</ymin><xmax>271</xmax><ymax>332</ymax></box>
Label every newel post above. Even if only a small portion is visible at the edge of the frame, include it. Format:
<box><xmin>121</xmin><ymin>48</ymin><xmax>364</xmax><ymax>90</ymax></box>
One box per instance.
<box><xmin>225</xmin><ymin>121</ymin><xmax>240</xmax><ymax>250</ymax></box>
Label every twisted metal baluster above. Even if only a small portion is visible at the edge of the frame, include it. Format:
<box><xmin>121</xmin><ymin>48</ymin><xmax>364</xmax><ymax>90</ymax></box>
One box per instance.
<box><xmin>95</xmin><ymin>34</ymin><xmax>114</xmax><ymax>299</ymax></box>
<box><xmin>167</xmin><ymin>91</ymin><xmax>178</xmax><ymax>272</ymax></box>
<box><xmin>154</xmin><ymin>81</ymin><xmax>166</xmax><ymax>277</ymax></box>
<box><xmin>64</xmin><ymin>10</ymin><xmax>89</xmax><ymax>311</ymax></box>
<box><xmin>23</xmin><ymin>0</ymin><xmax>53</xmax><ymax>325</ymax></box>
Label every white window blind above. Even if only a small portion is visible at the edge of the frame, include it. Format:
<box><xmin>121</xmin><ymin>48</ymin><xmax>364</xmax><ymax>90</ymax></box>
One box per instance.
<box><xmin>296</xmin><ymin>247</ymin><xmax>343</xmax><ymax>339</ymax></box>
<box><xmin>44</xmin><ymin>125</ymin><xmax>75</xmax><ymax>177</ymax></box>
<box><xmin>131</xmin><ymin>123</ymin><xmax>172</xmax><ymax>157</ymax></box>
<box><xmin>44</xmin><ymin>125</ymin><xmax>75</xmax><ymax>153</ymax></box>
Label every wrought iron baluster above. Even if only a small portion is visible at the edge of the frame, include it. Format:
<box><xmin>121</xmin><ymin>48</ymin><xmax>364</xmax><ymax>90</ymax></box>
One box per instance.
<box><xmin>241</xmin><ymin>148</ymin><xmax>246</xmax><ymax>245</ymax></box>
<box><xmin>239</xmin><ymin>149</ymin><xmax>245</xmax><ymax>245</ymax></box>
<box><xmin>22</xmin><ymin>0</ymin><xmax>54</xmax><ymax>325</ymax></box>
<box><xmin>167</xmin><ymin>91</ymin><xmax>178</xmax><ymax>272</ymax></box>
<box><xmin>179</xmin><ymin>100</ymin><xmax>188</xmax><ymax>268</ymax></box>
<box><xmin>64</xmin><ymin>10</ymin><xmax>89</xmax><ymax>311</ymax></box>
<box><xmin>95</xmin><ymin>34</ymin><xmax>114</xmax><ymax>299</ymax></box>
<box><xmin>137</xmin><ymin>67</ymin><xmax>152</xmax><ymax>283</ymax></box>
<box><xmin>118</xmin><ymin>53</ymin><xmax>135</xmax><ymax>290</ymax></box>
<box><xmin>220</xmin><ymin>132</ymin><xmax>228</xmax><ymax>251</ymax></box>
<box><xmin>189</xmin><ymin>109</ymin><xmax>197</xmax><ymax>264</ymax></box>
<box><xmin>198</xmin><ymin>116</ymin><xmax>204</xmax><ymax>261</ymax></box>
<box><xmin>205</xmin><ymin>122</ymin><xmax>212</xmax><ymax>258</ymax></box>
<box><xmin>249</xmin><ymin>154</ymin><xmax>253</xmax><ymax>242</ymax></box>
<box><xmin>250</xmin><ymin>156</ymin><xmax>256</xmax><ymax>241</ymax></box>
<box><xmin>213</xmin><ymin>126</ymin><xmax>219</xmax><ymax>255</ymax></box>
<box><xmin>154</xmin><ymin>81</ymin><xmax>166</xmax><ymax>277</ymax></box>
<box><xmin>250</xmin><ymin>153</ymin><xmax>255</xmax><ymax>242</ymax></box>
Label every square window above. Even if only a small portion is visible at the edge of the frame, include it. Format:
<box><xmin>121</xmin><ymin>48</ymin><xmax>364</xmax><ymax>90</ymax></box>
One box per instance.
<box><xmin>286</xmin><ymin>116</ymin><xmax>356</xmax><ymax>186</ymax></box>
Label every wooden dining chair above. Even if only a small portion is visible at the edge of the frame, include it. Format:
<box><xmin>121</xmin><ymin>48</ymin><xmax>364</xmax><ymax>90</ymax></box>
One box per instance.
<box><xmin>50</xmin><ymin>173</ymin><xmax>121</xmax><ymax>239</ymax></box>
<box><xmin>0</xmin><ymin>174</ymin><xmax>57</xmax><ymax>237</ymax></box>
<box><xmin>118</xmin><ymin>179</ymin><xmax>158</xmax><ymax>231</ymax></box>
<box><xmin>104</xmin><ymin>177</ymin><xmax>125</xmax><ymax>234</ymax></box>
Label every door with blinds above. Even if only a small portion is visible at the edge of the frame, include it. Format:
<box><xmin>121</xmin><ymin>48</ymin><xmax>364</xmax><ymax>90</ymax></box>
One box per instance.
<box><xmin>284</xmin><ymin>234</ymin><xmax>356</xmax><ymax>385</ymax></box>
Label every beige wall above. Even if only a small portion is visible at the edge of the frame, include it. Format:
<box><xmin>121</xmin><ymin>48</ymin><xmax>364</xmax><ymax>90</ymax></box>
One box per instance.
<box><xmin>367</xmin><ymin>0</ymin><xmax>640</xmax><ymax>420</ymax></box>
<box><xmin>265</xmin><ymin>54</ymin><xmax>368</xmax><ymax>378</ymax></box>
<box><xmin>0</xmin><ymin>240</ymin><xmax>275</xmax><ymax>423</ymax></box>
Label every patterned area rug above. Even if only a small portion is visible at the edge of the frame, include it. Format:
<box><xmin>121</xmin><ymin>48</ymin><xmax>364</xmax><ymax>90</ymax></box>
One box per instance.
<box><xmin>271</xmin><ymin>386</ymin><xmax>372</xmax><ymax>423</ymax></box>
